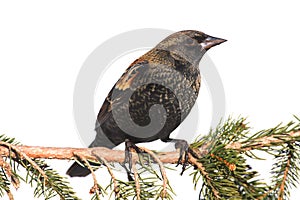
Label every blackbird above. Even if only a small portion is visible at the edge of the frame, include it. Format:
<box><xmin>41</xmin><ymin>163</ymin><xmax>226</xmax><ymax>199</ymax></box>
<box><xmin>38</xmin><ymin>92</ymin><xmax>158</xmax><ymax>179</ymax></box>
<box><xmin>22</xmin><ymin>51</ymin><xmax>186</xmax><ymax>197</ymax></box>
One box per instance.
<box><xmin>67</xmin><ymin>30</ymin><xmax>226</xmax><ymax>177</ymax></box>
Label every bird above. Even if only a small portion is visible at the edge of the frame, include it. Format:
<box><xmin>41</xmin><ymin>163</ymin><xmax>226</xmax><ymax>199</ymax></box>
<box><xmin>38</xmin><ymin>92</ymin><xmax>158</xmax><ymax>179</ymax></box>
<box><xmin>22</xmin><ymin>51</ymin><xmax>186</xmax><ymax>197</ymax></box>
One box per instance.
<box><xmin>67</xmin><ymin>30</ymin><xmax>226</xmax><ymax>177</ymax></box>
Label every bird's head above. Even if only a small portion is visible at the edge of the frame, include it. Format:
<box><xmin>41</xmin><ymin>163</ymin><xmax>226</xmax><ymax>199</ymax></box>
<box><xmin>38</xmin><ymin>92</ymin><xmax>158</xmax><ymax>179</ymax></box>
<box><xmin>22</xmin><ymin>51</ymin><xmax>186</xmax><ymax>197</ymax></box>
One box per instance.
<box><xmin>155</xmin><ymin>30</ymin><xmax>226</xmax><ymax>65</ymax></box>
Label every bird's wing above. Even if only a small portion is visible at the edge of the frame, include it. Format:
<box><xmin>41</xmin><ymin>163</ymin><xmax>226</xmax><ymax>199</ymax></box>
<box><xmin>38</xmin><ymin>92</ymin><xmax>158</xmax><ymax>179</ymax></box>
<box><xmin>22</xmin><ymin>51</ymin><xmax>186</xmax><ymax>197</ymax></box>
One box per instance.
<box><xmin>96</xmin><ymin>60</ymin><xmax>149</xmax><ymax>127</ymax></box>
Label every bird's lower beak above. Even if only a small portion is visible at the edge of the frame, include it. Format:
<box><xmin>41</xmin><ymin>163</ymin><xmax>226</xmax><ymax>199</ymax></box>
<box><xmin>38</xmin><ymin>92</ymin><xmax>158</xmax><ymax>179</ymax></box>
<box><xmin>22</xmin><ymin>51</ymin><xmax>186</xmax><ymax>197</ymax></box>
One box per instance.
<box><xmin>202</xmin><ymin>36</ymin><xmax>227</xmax><ymax>50</ymax></box>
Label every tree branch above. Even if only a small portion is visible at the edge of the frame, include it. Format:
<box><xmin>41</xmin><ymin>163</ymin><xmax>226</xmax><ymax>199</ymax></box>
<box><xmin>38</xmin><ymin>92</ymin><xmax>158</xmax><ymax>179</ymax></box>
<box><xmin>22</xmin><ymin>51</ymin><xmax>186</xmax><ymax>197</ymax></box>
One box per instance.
<box><xmin>0</xmin><ymin>129</ymin><xmax>299</xmax><ymax>164</ymax></box>
<box><xmin>0</xmin><ymin>144</ymin><xmax>180</xmax><ymax>164</ymax></box>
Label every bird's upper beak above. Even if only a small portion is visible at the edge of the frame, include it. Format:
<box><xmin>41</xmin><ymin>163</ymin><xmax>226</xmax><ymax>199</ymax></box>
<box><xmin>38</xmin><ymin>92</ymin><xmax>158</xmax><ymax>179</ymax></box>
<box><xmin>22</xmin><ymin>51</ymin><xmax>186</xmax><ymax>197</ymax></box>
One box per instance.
<box><xmin>201</xmin><ymin>36</ymin><xmax>227</xmax><ymax>50</ymax></box>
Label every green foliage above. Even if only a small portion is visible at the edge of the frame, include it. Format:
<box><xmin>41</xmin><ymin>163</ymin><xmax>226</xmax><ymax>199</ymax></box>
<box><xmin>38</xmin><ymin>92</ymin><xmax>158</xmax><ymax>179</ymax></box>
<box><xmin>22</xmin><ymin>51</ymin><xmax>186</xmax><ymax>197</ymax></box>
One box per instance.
<box><xmin>191</xmin><ymin>117</ymin><xmax>267</xmax><ymax>200</ymax></box>
<box><xmin>0</xmin><ymin>134</ymin><xmax>79</xmax><ymax>200</ymax></box>
<box><xmin>20</xmin><ymin>159</ymin><xmax>79</xmax><ymax>199</ymax></box>
<box><xmin>190</xmin><ymin>116</ymin><xmax>300</xmax><ymax>199</ymax></box>
<box><xmin>269</xmin><ymin>142</ymin><xmax>300</xmax><ymax>199</ymax></box>
<box><xmin>0</xmin><ymin>167</ymin><xmax>11</xmax><ymax>197</ymax></box>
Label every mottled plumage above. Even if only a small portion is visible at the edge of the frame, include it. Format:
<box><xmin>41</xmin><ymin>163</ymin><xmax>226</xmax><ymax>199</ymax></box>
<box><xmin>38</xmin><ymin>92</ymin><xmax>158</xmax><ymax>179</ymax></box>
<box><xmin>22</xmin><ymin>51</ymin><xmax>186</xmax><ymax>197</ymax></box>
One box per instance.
<box><xmin>67</xmin><ymin>30</ymin><xmax>226</xmax><ymax>177</ymax></box>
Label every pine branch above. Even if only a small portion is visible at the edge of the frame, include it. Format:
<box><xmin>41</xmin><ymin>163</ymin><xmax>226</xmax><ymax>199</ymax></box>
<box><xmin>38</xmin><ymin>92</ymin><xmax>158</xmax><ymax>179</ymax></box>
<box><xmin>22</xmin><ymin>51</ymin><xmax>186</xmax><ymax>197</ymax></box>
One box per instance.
<box><xmin>0</xmin><ymin>145</ymin><xmax>180</xmax><ymax>164</ymax></box>
<box><xmin>0</xmin><ymin>135</ymin><xmax>79</xmax><ymax>200</ymax></box>
<box><xmin>1</xmin><ymin>116</ymin><xmax>300</xmax><ymax>200</ymax></box>
<box><xmin>0</xmin><ymin>130</ymin><xmax>299</xmax><ymax>165</ymax></box>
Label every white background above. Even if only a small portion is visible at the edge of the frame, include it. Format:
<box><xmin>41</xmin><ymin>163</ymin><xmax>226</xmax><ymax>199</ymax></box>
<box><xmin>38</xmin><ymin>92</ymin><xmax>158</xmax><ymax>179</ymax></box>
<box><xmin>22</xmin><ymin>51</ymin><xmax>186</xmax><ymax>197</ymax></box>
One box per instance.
<box><xmin>1</xmin><ymin>0</ymin><xmax>300</xmax><ymax>199</ymax></box>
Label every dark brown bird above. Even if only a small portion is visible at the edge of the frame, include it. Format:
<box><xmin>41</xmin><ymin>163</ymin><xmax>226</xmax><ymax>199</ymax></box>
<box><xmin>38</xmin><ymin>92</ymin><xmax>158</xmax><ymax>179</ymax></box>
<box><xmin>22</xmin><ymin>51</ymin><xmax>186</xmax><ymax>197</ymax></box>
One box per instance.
<box><xmin>67</xmin><ymin>30</ymin><xmax>226</xmax><ymax>177</ymax></box>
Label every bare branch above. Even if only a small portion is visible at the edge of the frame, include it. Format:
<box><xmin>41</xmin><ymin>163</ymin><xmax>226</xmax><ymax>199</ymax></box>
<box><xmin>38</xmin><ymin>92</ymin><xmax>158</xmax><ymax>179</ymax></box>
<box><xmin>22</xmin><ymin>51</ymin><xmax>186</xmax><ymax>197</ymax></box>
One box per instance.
<box><xmin>0</xmin><ymin>130</ymin><xmax>299</xmax><ymax>165</ymax></box>
<box><xmin>0</xmin><ymin>144</ymin><xmax>179</xmax><ymax>164</ymax></box>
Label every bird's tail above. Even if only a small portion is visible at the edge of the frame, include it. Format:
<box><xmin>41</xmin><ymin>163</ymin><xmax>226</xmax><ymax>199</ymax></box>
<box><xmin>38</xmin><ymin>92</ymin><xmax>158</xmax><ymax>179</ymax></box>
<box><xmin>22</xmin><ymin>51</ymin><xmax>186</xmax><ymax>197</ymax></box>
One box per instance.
<box><xmin>66</xmin><ymin>162</ymin><xmax>92</xmax><ymax>177</ymax></box>
<box><xmin>66</xmin><ymin>128</ymin><xmax>118</xmax><ymax>177</ymax></box>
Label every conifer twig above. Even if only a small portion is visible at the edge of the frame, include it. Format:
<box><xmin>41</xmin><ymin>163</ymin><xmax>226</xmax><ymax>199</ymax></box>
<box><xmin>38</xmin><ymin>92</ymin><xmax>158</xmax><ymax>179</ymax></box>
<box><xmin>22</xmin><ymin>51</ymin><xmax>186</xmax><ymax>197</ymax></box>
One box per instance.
<box><xmin>0</xmin><ymin>156</ymin><xmax>19</xmax><ymax>190</ymax></box>
<box><xmin>139</xmin><ymin>146</ymin><xmax>168</xmax><ymax>198</ymax></box>
<box><xmin>74</xmin><ymin>153</ymin><xmax>100</xmax><ymax>198</ymax></box>
<box><xmin>92</xmin><ymin>152</ymin><xmax>119</xmax><ymax>196</ymax></box>
<box><xmin>0</xmin><ymin>141</ymin><xmax>48</xmax><ymax>184</ymax></box>
<box><xmin>279</xmin><ymin>157</ymin><xmax>291</xmax><ymax>200</ymax></box>
<box><xmin>0</xmin><ymin>156</ymin><xmax>15</xmax><ymax>200</ymax></box>
<box><xmin>6</xmin><ymin>190</ymin><xmax>14</xmax><ymax>200</ymax></box>
<box><xmin>226</xmin><ymin>130</ymin><xmax>300</xmax><ymax>151</ymax></box>
<box><xmin>132</xmin><ymin>161</ymin><xmax>141</xmax><ymax>200</ymax></box>
<box><xmin>188</xmin><ymin>153</ymin><xmax>220</xmax><ymax>199</ymax></box>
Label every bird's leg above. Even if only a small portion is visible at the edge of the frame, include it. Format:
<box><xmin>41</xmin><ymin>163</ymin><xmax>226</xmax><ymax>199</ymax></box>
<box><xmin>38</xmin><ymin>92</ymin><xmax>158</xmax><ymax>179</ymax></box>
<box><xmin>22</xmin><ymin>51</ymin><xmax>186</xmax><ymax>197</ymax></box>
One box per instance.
<box><xmin>123</xmin><ymin>139</ymin><xmax>143</xmax><ymax>181</ymax></box>
<box><xmin>161</xmin><ymin>138</ymin><xmax>190</xmax><ymax>175</ymax></box>
<box><xmin>120</xmin><ymin>162</ymin><xmax>134</xmax><ymax>181</ymax></box>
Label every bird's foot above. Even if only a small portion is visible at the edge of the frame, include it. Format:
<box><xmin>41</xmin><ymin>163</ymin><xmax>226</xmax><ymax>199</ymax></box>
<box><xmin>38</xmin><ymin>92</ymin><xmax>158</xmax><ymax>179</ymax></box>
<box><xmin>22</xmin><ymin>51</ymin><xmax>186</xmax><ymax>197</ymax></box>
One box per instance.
<box><xmin>174</xmin><ymin>139</ymin><xmax>190</xmax><ymax>175</ymax></box>
<box><xmin>123</xmin><ymin>139</ymin><xmax>143</xmax><ymax>180</ymax></box>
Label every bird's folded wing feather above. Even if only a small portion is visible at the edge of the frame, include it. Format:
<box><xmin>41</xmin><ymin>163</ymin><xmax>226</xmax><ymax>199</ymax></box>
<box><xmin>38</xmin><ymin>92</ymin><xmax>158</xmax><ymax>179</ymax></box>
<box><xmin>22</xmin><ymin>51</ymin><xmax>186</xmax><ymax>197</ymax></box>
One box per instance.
<box><xmin>96</xmin><ymin>60</ymin><xmax>149</xmax><ymax>127</ymax></box>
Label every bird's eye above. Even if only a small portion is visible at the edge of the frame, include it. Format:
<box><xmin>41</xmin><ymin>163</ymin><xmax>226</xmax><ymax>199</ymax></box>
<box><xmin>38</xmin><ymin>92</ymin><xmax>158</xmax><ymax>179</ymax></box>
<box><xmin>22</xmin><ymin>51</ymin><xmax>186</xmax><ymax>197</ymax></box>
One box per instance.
<box><xmin>194</xmin><ymin>35</ymin><xmax>205</xmax><ymax>43</ymax></box>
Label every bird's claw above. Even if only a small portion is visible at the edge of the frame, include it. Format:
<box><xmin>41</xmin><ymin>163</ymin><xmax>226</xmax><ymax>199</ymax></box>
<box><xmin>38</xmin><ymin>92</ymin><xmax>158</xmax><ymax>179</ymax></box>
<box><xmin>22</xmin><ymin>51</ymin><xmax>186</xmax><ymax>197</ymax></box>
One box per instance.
<box><xmin>124</xmin><ymin>139</ymin><xmax>142</xmax><ymax>174</ymax></box>
<box><xmin>175</xmin><ymin>140</ymin><xmax>190</xmax><ymax>175</ymax></box>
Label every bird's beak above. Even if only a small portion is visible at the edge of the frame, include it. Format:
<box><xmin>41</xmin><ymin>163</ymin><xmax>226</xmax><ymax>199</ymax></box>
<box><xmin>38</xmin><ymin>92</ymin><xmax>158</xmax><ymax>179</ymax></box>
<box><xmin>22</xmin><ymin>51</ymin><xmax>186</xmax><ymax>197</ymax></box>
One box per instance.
<box><xmin>201</xmin><ymin>36</ymin><xmax>227</xmax><ymax>50</ymax></box>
